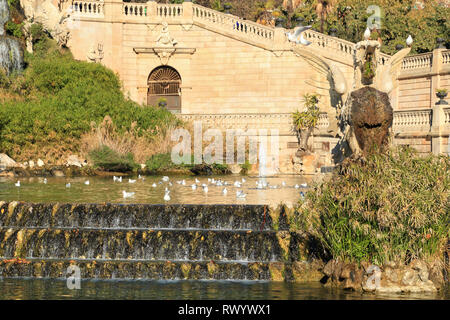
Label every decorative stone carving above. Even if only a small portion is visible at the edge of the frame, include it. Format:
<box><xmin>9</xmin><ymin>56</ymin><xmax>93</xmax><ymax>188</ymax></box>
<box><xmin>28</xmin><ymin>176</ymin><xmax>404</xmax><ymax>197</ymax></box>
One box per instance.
<box><xmin>87</xmin><ymin>43</ymin><xmax>104</xmax><ymax>63</ymax></box>
<box><xmin>20</xmin><ymin>0</ymin><xmax>72</xmax><ymax>47</ymax></box>
<box><xmin>333</xmin><ymin>35</ymin><xmax>413</xmax><ymax>160</ymax></box>
<box><xmin>156</xmin><ymin>22</ymin><xmax>177</xmax><ymax>47</ymax></box>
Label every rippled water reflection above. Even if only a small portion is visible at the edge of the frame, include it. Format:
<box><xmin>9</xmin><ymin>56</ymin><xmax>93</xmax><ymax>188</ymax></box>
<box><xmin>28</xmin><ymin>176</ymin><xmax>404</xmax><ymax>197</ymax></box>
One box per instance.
<box><xmin>0</xmin><ymin>279</ymin><xmax>448</xmax><ymax>300</ymax></box>
<box><xmin>0</xmin><ymin>175</ymin><xmax>310</xmax><ymax>206</ymax></box>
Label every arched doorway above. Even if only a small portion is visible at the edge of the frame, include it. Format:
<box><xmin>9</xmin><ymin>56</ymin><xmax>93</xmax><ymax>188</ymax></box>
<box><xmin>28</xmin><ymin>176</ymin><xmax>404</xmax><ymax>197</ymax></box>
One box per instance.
<box><xmin>147</xmin><ymin>66</ymin><xmax>182</xmax><ymax>113</ymax></box>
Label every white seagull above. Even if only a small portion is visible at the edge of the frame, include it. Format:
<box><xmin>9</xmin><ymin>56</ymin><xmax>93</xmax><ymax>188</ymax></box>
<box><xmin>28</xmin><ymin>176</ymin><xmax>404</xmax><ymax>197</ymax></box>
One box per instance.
<box><xmin>195</xmin><ymin>178</ymin><xmax>200</xmax><ymax>184</ymax></box>
<box><xmin>84</xmin><ymin>180</ymin><xmax>90</xmax><ymax>186</ymax></box>
<box><xmin>129</xmin><ymin>179</ymin><xmax>136</xmax><ymax>184</ymax></box>
<box><xmin>164</xmin><ymin>189</ymin><xmax>171</xmax><ymax>201</ymax></box>
<box><xmin>222</xmin><ymin>188</ymin><xmax>228</xmax><ymax>195</ymax></box>
<box><xmin>123</xmin><ymin>190</ymin><xmax>135</xmax><ymax>198</ymax></box>
<box><xmin>364</xmin><ymin>27</ymin><xmax>371</xmax><ymax>40</ymax></box>
<box><xmin>236</xmin><ymin>190</ymin><xmax>247</xmax><ymax>199</ymax></box>
<box><xmin>66</xmin><ymin>183</ymin><xmax>71</xmax><ymax>188</ymax></box>
<box><xmin>162</xmin><ymin>176</ymin><xmax>170</xmax><ymax>182</ymax></box>
<box><xmin>152</xmin><ymin>183</ymin><xmax>157</xmax><ymax>188</ymax></box>
<box><xmin>43</xmin><ymin>178</ymin><xmax>47</xmax><ymax>184</ymax></box>
<box><xmin>406</xmin><ymin>35</ymin><xmax>413</xmax><ymax>47</ymax></box>
<box><xmin>15</xmin><ymin>181</ymin><xmax>20</xmax><ymax>187</ymax></box>
<box><xmin>300</xmin><ymin>183</ymin><xmax>308</xmax><ymax>188</ymax></box>
<box><xmin>286</xmin><ymin>25</ymin><xmax>312</xmax><ymax>43</ymax></box>
<box><xmin>298</xmin><ymin>33</ymin><xmax>312</xmax><ymax>46</ymax></box>
<box><xmin>191</xmin><ymin>184</ymin><xmax>197</xmax><ymax>190</ymax></box>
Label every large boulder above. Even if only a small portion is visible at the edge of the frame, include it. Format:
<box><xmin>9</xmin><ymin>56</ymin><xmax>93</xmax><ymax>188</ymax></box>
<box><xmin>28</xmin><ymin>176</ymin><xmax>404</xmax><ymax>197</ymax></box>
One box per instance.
<box><xmin>0</xmin><ymin>153</ymin><xmax>23</xmax><ymax>169</ymax></box>
<box><xmin>350</xmin><ymin>87</ymin><xmax>393</xmax><ymax>154</ymax></box>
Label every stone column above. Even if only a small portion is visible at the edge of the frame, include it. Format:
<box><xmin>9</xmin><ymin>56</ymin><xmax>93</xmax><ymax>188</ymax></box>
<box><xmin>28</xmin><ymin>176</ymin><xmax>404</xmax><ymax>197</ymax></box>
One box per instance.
<box><xmin>147</xmin><ymin>0</ymin><xmax>157</xmax><ymax>17</ymax></box>
<box><xmin>182</xmin><ymin>0</ymin><xmax>193</xmax><ymax>20</ymax></box>
<box><xmin>430</xmin><ymin>48</ymin><xmax>445</xmax><ymax>155</ymax></box>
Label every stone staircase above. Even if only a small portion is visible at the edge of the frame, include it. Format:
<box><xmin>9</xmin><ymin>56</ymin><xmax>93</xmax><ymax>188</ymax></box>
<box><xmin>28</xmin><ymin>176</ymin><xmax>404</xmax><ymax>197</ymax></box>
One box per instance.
<box><xmin>0</xmin><ymin>202</ymin><xmax>322</xmax><ymax>281</ymax></box>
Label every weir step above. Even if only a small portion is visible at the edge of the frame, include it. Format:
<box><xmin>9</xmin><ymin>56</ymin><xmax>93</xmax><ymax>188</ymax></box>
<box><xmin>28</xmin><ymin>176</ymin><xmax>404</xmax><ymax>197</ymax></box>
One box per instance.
<box><xmin>0</xmin><ymin>203</ymin><xmax>276</xmax><ymax>231</ymax></box>
<box><xmin>0</xmin><ymin>259</ymin><xmax>322</xmax><ymax>282</ymax></box>
<box><xmin>0</xmin><ymin>202</ymin><xmax>312</xmax><ymax>281</ymax></box>
<box><xmin>0</xmin><ymin>228</ymin><xmax>284</xmax><ymax>262</ymax></box>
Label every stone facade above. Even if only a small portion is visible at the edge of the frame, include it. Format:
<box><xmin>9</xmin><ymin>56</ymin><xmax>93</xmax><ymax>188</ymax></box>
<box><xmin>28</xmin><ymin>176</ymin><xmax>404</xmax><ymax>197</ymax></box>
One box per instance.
<box><xmin>59</xmin><ymin>1</ymin><xmax>449</xmax><ymax>172</ymax></box>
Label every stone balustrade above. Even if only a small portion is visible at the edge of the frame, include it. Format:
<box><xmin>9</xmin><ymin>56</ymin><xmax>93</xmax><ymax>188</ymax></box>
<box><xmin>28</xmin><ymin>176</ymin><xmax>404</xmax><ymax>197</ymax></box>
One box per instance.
<box><xmin>444</xmin><ymin>107</ymin><xmax>450</xmax><ymax>126</ymax></box>
<box><xmin>393</xmin><ymin>109</ymin><xmax>432</xmax><ymax>131</ymax></box>
<box><xmin>123</xmin><ymin>3</ymin><xmax>148</xmax><ymax>17</ymax></box>
<box><xmin>192</xmin><ymin>5</ymin><xmax>274</xmax><ymax>44</ymax></box>
<box><xmin>72</xmin><ymin>0</ymin><xmax>104</xmax><ymax>17</ymax></box>
<box><xmin>157</xmin><ymin>3</ymin><xmax>183</xmax><ymax>18</ymax></box>
<box><xmin>180</xmin><ymin>108</ymin><xmax>449</xmax><ymax>137</ymax></box>
<box><xmin>442</xmin><ymin>50</ymin><xmax>450</xmax><ymax>65</ymax></box>
<box><xmin>401</xmin><ymin>52</ymin><xmax>433</xmax><ymax>71</ymax></box>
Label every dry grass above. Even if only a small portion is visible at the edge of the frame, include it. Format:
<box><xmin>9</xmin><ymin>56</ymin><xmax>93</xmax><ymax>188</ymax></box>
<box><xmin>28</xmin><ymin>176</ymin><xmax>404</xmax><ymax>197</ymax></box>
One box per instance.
<box><xmin>80</xmin><ymin>116</ymin><xmax>176</xmax><ymax>164</ymax></box>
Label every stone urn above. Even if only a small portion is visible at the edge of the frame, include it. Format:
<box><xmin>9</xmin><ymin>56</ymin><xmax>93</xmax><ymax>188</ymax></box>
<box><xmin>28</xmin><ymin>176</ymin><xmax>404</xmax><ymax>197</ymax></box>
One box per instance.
<box><xmin>436</xmin><ymin>91</ymin><xmax>448</xmax><ymax>105</ymax></box>
<box><xmin>296</xmin><ymin>127</ymin><xmax>313</xmax><ymax>156</ymax></box>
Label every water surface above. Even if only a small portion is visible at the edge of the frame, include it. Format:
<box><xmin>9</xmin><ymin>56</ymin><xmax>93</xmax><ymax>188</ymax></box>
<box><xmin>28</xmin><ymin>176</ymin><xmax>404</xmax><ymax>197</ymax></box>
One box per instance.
<box><xmin>0</xmin><ymin>279</ymin><xmax>447</xmax><ymax>300</ymax></box>
<box><xmin>0</xmin><ymin>175</ymin><xmax>309</xmax><ymax>206</ymax></box>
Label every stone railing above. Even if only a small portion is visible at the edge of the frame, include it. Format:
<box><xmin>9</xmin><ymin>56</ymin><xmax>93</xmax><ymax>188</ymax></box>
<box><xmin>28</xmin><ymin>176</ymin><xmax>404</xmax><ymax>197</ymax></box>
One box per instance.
<box><xmin>123</xmin><ymin>2</ymin><xmax>148</xmax><ymax>17</ymax></box>
<box><xmin>401</xmin><ymin>52</ymin><xmax>433</xmax><ymax>71</ymax></box>
<box><xmin>179</xmin><ymin>108</ymin><xmax>449</xmax><ymax>135</ymax></box>
<box><xmin>444</xmin><ymin>107</ymin><xmax>450</xmax><ymax>126</ymax></box>
<box><xmin>192</xmin><ymin>5</ymin><xmax>274</xmax><ymax>44</ymax></box>
<box><xmin>442</xmin><ymin>50</ymin><xmax>450</xmax><ymax>65</ymax></box>
<box><xmin>157</xmin><ymin>3</ymin><xmax>183</xmax><ymax>18</ymax></box>
<box><xmin>393</xmin><ymin>109</ymin><xmax>432</xmax><ymax>131</ymax></box>
<box><xmin>72</xmin><ymin>0</ymin><xmax>104</xmax><ymax>17</ymax></box>
<box><xmin>179</xmin><ymin>113</ymin><xmax>294</xmax><ymax>134</ymax></box>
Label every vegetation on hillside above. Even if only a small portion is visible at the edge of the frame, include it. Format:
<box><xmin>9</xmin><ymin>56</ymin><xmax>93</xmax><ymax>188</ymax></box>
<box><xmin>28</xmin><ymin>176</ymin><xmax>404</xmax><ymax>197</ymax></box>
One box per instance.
<box><xmin>291</xmin><ymin>147</ymin><xmax>449</xmax><ymax>265</ymax></box>
<box><xmin>0</xmin><ymin>28</ymin><xmax>181</xmax><ymax>166</ymax></box>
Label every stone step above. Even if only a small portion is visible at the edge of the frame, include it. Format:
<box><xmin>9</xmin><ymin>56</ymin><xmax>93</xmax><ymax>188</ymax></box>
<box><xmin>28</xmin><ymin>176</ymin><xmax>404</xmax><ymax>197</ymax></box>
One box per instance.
<box><xmin>0</xmin><ymin>202</ymin><xmax>276</xmax><ymax>231</ymax></box>
<box><xmin>0</xmin><ymin>228</ymin><xmax>288</xmax><ymax>262</ymax></box>
<box><xmin>0</xmin><ymin>258</ymin><xmax>322</xmax><ymax>282</ymax></box>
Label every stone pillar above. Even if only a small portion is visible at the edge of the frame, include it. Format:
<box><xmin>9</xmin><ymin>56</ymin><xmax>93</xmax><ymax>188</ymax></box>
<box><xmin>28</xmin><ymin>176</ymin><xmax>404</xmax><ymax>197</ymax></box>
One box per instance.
<box><xmin>431</xmin><ymin>102</ymin><xmax>445</xmax><ymax>155</ymax></box>
<box><xmin>273</xmin><ymin>26</ymin><xmax>287</xmax><ymax>51</ymax></box>
<box><xmin>430</xmin><ymin>48</ymin><xmax>444</xmax><ymax>155</ymax></box>
<box><xmin>147</xmin><ymin>0</ymin><xmax>157</xmax><ymax>17</ymax></box>
<box><xmin>182</xmin><ymin>0</ymin><xmax>193</xmax><ymax>20</ymax></box>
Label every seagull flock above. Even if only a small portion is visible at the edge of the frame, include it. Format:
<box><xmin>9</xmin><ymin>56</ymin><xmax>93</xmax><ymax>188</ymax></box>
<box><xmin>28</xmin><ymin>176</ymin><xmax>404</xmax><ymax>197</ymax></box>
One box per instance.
<box><xmin>114</xmin><ymin>176</ymin><xmax>308</xmax><ymax>202</ymax></box>
<box><xmin>12</xmin><ymin>176</ymin><xmax>309</xmax><ymax>202</ymax></box>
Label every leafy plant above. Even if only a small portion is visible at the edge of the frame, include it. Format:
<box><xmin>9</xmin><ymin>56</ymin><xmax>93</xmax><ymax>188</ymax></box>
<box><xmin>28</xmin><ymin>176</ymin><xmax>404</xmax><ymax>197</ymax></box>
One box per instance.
<box><xmin>88</xmin><ymin>145</ymin><xmax>138</xmax><ymax>172</ymax></box>
<box><xmin>293</xmin><ymin>147</ymin><xmax>449</xmax><ymax>265</ymax></box>
<box><xmin>292</xmin><ymin>93</ymin><xmax>320</xmax><ymax>131</ymax></box>
<box><xmin>436</xmin><ymin>88</ymin><xmax>448</xmax><ymax>95</ymax></box>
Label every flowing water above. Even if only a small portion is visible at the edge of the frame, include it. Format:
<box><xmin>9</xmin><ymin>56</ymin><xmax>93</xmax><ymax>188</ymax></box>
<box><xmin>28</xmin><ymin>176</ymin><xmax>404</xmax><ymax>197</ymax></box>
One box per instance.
<box><xmin>0</xmin><ymin>175</ymin><xmax>310</xmax><ymax>206</ymax></box>
<box><xmin>0</xmin><ymin>279</ymin><xmax>448</xmax><ymax>300</ymax></box>
<box><xmin>0</xmin><ymin>0</ymin><xmax>23</xmax><ymax>75</ymax></box>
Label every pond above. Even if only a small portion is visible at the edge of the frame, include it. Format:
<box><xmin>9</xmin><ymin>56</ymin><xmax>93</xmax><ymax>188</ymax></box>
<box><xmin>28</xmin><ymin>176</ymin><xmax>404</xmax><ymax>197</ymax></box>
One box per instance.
<box><xmin>0</xmin><ymin>175</ymin><xmax>311</xmax><ymax>206</ymax></box>
<box><xmin>0</xmin><ymin>278</ymin><xmax>448</xmax><ymax>300</ymax></box>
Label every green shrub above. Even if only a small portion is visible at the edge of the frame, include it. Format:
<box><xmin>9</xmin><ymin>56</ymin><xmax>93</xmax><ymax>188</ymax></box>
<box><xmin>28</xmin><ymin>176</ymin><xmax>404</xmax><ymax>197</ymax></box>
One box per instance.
<box><xmin>146</xmin><ymin>153</ymin><xmax>193</xmax><ymax>172</ymax></box>
<box><xmin>0</xmin><ymin>42</ymin><xmax>181</xmax><ymax>162</ymax></box>
<box><xmin>89</xmin><ymin>145</ymin><xmax>138</xmax><ymax>172</ymax></box>
<box><xmin>293</xmin><ymin>147</ymin><xmax>449</xmax><ymax>265</ymax></box>
<box><xmin>240</xmin><ymin>160</ymin><xmax>251</xmax><ymax>175</ymax></box>
<box><xmin>5</xmin><ymin>21</ymin><xmax>24</xmax><ymax>38</ymax></box>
